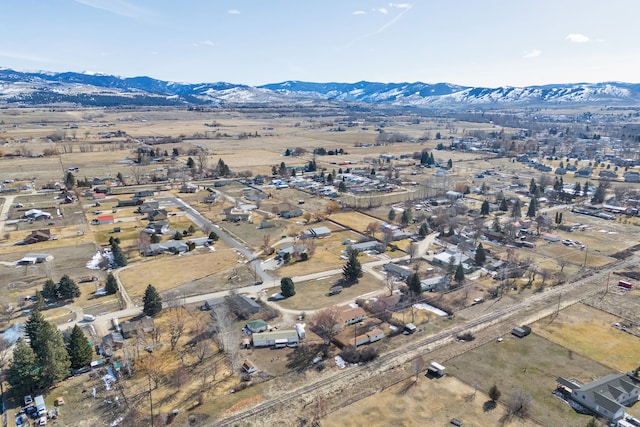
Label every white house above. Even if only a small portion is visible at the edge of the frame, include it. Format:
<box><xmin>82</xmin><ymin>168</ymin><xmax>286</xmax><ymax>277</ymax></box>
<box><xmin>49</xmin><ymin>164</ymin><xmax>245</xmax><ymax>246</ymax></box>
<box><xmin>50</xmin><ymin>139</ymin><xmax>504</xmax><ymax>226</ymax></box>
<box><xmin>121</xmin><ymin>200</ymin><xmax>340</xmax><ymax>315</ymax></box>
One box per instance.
<box><xmin>569</xmin><ymin>374</ymin><xmax>640</xmax><ymax>422</ymax></box>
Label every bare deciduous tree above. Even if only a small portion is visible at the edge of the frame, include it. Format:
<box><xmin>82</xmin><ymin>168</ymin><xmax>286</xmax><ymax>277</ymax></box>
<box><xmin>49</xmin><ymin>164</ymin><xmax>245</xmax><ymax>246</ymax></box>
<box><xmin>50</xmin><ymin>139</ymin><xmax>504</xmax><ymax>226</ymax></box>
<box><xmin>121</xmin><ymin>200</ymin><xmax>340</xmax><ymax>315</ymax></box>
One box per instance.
<box><xmin>505</xmin><ymin>389</ymin><xmax>533</xmax><ymax>418</ymax></box>
<box><xmin>210</xmin><ymin>299</ymin><xmax>241</xmax><ymax>372</ymax></box>
<box><xmin>131</xmin><ymin>165</ymin><xmax>143</xmax><ymax>185</ymax></box>
<box><xmin>311</xmin><ymin>306</ymin><xmax>343</xmax><ymax>345</ymax></box>
<box><xmin>167</xmin><ymin>307</ymin><xmax>187</xmax><ymax>352</ymax></box>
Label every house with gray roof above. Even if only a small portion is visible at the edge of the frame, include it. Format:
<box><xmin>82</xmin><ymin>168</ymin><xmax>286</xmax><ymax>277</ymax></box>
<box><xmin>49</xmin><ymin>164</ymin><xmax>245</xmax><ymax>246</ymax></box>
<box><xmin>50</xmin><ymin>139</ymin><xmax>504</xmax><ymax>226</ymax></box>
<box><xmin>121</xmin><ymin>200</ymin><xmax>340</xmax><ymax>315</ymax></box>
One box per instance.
<box><xmin>383</xmin><ymin>262</ymin><xmax>414</xmax><ymax>279</ymax></box>
<box><xmin>143</xmin><ymin>240</ymin><xmax>188</xmax><ymax>256</ymax></box>
<box><xmin>348</xmin><ymin>240</ymin><xmax>384</xmax><ymax>253</ymax></box>
<box><xmin>420</xmin><ymin>276</ymin><xmax>449</xmax><ymax>291</ymax></box>
<box><xmin>568</xmin><ymin>374</ymin><xmax>639</xmax><ymax>422</ymax></box>
<box><xmin>302</xmin><ymin>226</ymin><xmax>332</xmax><ymax>239</ymax></box>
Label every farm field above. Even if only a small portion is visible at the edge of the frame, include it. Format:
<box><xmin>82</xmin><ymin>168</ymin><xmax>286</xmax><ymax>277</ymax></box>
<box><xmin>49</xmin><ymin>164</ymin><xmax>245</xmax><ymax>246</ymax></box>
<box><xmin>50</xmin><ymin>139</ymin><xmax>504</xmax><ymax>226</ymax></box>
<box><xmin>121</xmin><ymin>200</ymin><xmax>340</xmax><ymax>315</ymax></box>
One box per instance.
<box><xmin>118</xmin><ymin>242</ymin><xmax>242</xmax><ymax>301</ymax></box>
<box><xmin>272</xmin><ymin>272</ymin><xmax>384</xmax><ymax>311</ymax></box>
<box><xmin>447</xmin><ymin>331</ymin><xmax>619</xmax><ymax>426</ymax></box>
<box><xmin>324</xmin><ymin>375</ymin><xmax>540</xmax><ymax>427</ymax></box>
<box><xmin>533</xmin><ymin>303</ymin><xmax>640</xmax><ymax>372</ymax></box>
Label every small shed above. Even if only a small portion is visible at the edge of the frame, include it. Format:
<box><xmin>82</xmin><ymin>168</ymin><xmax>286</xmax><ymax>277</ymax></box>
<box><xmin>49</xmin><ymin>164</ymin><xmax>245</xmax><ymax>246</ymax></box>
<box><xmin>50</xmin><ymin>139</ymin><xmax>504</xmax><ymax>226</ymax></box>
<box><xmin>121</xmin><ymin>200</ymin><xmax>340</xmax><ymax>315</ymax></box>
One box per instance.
<box><xmin>242</xmin><ymin>359</ymin><xmax>257</xmax><ymax>374</ymax></box>
<box><xmin>404</xmin><ymin>323</ymin><xmax>417</xmax><ymax>334</ymax></box>
<box><xmin>245</xmin><ymin>319</ymin><xmax>268</xmax><ymax>334</ymax></box>
<box><xmin>512</xmin><ymin>325</ymin><xmax>531</xmax><ymax>338</ymax></box>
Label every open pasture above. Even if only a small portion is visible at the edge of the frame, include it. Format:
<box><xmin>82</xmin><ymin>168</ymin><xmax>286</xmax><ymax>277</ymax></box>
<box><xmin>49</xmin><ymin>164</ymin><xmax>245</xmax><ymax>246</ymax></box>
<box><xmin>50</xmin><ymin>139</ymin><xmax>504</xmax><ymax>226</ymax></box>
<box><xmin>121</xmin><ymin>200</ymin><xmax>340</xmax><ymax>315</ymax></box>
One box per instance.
<box><xmin>448</xmin><ymin>332</ymin><xmax>614</xmax><ymax>427</ymax></box>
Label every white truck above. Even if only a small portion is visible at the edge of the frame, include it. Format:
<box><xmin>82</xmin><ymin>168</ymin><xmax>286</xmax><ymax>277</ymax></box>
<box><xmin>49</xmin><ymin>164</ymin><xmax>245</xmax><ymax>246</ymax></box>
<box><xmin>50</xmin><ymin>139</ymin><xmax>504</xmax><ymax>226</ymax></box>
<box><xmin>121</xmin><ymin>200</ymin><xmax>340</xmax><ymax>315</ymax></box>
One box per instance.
<box><xmin>34</xmin><ymin>395</ymin><xmax>46</xmax><ymax>417</ymax></box>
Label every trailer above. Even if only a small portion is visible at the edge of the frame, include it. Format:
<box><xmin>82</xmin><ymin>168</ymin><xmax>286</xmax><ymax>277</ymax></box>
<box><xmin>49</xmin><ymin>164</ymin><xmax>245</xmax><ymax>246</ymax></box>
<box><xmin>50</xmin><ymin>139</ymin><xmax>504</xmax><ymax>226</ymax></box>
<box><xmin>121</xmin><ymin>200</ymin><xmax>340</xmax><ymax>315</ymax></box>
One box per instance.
<box><xmin>427</xmin><ymin>361</ymin><xmax>446</xmax><ymax>377</ymax></box>
<box><xmin>618</xmin><ymin>280</ymin><xmax>633</xmax><ymax>289</ymax></box>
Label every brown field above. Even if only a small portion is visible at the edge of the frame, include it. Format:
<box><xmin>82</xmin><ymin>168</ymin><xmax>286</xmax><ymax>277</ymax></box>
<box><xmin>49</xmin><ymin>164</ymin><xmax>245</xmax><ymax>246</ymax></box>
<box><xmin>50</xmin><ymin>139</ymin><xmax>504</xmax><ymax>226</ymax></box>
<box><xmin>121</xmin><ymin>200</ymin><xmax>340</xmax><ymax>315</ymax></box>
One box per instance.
<box><xmin>448</xmin><ymin>332</ymin><xmax>615</xmax><ymax>427</ymax></box>
<box><xmin>330</xmin><ymin>211</ymin><xmax>383</xmax><ymax>234</ymax></box>
<box><xmin>533</xmin><ymin>303</ymin><xmax>640</xmax><ymax>372</ymax></box>
<box><xmin>273</xmin><ymin>272</ymin><xmax>384</xmax><ymax>311</ymax></box>
<box><xmin>118</xmin><ymin>243</ymin><xmax>242</xmax><ymax>300</ymax></box>
<box><xmin>274</xmin><ymin>230</ymin><xmax>379</xmax><ymax>278</ymax></box>
<box><xmin>324</xmin><ymin>375</ymin><xmax>540</xmax><ymax>427</ymax></box>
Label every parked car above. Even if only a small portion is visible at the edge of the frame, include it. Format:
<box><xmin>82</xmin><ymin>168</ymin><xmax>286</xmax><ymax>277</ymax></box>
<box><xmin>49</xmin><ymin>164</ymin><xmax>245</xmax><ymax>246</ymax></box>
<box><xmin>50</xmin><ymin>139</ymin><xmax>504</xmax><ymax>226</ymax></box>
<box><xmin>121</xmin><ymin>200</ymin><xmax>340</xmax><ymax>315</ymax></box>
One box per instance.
<box><xmin>24</xmin><ymin>395</ymin><xmax>33</xmax><ymax>406</ymax></box>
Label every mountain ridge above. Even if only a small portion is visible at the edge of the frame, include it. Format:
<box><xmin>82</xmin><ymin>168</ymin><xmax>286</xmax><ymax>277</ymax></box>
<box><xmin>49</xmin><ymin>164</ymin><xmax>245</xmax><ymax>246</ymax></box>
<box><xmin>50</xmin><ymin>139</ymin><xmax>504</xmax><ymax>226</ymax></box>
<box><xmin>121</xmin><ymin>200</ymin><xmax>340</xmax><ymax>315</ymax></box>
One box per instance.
<box><xmin>1</xmin><ymin>68</ymin><xmax>639</xmax><ymax>108</ymax></box>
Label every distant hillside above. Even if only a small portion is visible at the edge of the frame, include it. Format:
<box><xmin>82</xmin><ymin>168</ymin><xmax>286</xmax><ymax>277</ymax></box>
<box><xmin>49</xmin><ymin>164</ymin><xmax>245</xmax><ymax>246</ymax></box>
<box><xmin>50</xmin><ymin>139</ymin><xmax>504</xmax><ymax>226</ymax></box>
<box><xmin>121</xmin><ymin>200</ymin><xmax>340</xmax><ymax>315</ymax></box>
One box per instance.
<box><xmin>1</xmin><ymin>68</ymin><xmax>639</xmax><ymax>108</ymax></box>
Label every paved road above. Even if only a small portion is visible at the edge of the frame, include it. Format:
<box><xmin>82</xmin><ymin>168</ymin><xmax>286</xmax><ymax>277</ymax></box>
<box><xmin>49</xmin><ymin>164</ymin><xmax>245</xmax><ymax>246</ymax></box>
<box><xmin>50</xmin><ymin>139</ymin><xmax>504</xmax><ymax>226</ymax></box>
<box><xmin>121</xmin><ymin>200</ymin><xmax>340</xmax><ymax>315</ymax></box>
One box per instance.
<box><xmin>158</xmin><ymin>196</ymin><xmax>272</xmax><ymax>284</ymax></box>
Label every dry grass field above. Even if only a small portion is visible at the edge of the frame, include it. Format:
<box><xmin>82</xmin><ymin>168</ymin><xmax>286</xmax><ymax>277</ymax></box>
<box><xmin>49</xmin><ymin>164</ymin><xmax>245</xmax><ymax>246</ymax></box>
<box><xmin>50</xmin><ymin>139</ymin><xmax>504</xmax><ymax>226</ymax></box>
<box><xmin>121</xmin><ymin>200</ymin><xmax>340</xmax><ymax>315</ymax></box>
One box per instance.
<box><xmin>118</xmin><ymin>243</ymin><xmax>242</xmax><ymax>300</ymax></box>
<box><xmin>324</xmin><ymin>375</ymin><xmax>541</xmax><ymax>427</ymax></box>
<box><xmin>448</xmin><ymin>332</ymin><xmax>615</xmax><ymax>427</ymax></box>
<box><xmin>533</xmin><ymin>303</ymin><xmax>640</xmax><ymax>372</ymax></box>
<box><xmin>273</xmin><ymin>272</ymin><xmax>384</xmax><ymax>311</ymax></box>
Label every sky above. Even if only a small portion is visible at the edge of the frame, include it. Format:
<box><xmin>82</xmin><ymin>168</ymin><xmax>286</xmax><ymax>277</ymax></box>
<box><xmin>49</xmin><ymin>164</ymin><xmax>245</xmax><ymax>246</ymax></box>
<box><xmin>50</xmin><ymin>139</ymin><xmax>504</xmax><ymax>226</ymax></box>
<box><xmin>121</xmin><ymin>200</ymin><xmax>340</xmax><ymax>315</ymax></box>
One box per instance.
<box><xmin>1</xmin><ymin>0</ymin><xmax>639</xmax><ymax>88</ymax></box>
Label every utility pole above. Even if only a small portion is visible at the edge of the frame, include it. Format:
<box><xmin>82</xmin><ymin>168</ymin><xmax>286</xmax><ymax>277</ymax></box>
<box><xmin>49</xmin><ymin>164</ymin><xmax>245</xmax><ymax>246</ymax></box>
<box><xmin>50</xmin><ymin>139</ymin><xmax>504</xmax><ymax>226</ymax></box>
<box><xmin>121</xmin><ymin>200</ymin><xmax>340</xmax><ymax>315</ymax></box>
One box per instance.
<box><xmin>148</xmin><ymin>376</ymin><xmax>154</xmax><ymax>427</ymax></box>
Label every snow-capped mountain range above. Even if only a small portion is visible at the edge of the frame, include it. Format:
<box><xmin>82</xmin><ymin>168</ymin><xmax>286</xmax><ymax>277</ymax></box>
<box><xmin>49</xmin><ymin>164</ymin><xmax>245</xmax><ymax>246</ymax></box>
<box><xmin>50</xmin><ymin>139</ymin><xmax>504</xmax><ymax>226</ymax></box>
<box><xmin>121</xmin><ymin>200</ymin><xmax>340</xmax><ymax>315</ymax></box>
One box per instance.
<box><xmin>1</xmin><ymin>68</ymin><xmax>639</xmax><ymax>108</ymax></box>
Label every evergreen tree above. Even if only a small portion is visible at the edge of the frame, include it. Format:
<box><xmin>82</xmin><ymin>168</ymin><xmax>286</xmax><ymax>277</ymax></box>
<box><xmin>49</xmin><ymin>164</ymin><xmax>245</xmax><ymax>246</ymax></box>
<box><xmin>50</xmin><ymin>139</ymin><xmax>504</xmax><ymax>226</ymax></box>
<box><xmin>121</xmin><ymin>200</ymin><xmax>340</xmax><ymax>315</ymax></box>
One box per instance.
<box><xmin>57</xmin><ymin>275</ymin><xmax>80</xmax><ymax>300</ymax></box>
<box><xmin>112</xmin><ymin>245</ymin><xmax>127</xmax><ymax>267</ymax></box>
<box><xmin>105</xmin><ymin>272</ymin><xmax>118</xmax><ymax>295</ymax></box>
<box><xmin>420</xmin><ymin>150</ymin><xmax>429</xmax><ymax>165</ymax></box>
<box><xmin>188</xmin><ymin>224</ymin><xmax>197</xmax><ymax>235</ymax></box>
<box><xmin>447</xmin><ymin>159</ymin><xmax>453</xmax><ymax>169</ymax></box>
<box><xmin>338</xmin><ymin>181</ymin><xmax>347</xmax><ymax>192</ymax></box>
<box><xmin>475</xmin><ymin>244</ymin><xmax>487</xmax><ymax>266</ymax></box>
<box><xmin>25</xmin><ymin>310</ymin><xmax>52</xmax><ymax>356</ymax></box>
<box><xmin>342</xmin><ymin>250</ymin><xmax>363</xmax><ymax>284</ymax></box>
<box><xmin>43</xmin><ymin>278</ymin><xmax>58</xmax><ymax>300</ymax></box>
<box><xmin>526</xmin><ymin>198</ymin><xmax>537</xmax><ymax>218</ymax></box>
<box><xmin>481</xmin><ymin>200</ymin><xmax>490</xmax><ymax>216</ymax></box>
<box><xmin>22</xmin><ymin>312</ymin><xmax>70</xmax><ymax>389</ymax></box>
<box><xmin>454</xmin><ymin>263</ymin><xmax>465</xmax><ymax>286</ymax></box>
<box><xmin>7</xmin><ymin>338</ymin><xmax>38</xmax><ymax>395</ymax></box>
<box><xmin>33</xmin><ymin>290</ymin><xmax>46</xmax><ymax>310</ymax></box>
<box><xmin>186</xmin><ymin>157</ymin><xmax>195</xmax><ymax>169</ymax></box>
<box><xmin>407</xmin><ymin>273</ymin><xmax>422</xmax><ymax>296</ymax></box>
<box><xmin>583</xmin><ymin>181</ymin><xmax>590</xmax><ymax>197</ymax></box>
<box><xmin>65</xmin><ymin>172</ymin><xmax>76</xmax><ymax>188</ymax></box>
<box><xmin>388</xmin><ymin>208</ymin><xmax>396</xmax><ymax>222</ymax></box>
<box><xmin>591</xmin><ymin>183</ymin><xmax>606</xmax><ymax>204</ymax></box>
<box><xmin>574</xmin><ymin>182</ymin><xmax>581</xmax><ymax>197</ymax></box>
<box><xmin>142</xmin><ymin>284</ymin><xmax>163</xmax><ymax>317</ymax></box>
<box><xmin>418</xmin><ymin>223</ymin><xmax>429</xmax><ymax>238</ymax></box>
<box><xmin>529</xmin><ymin>178</ymin><xmax>537</xmax><ymax>195</ymax></box>
<box><xmin>38</xmin><ymin>332</ymin><xmax>71</xmax><ymax>388</ymax></box>
<box><xmin>499</xmin><ymin>198</ymin><xmax>508</xmax><ymax>211</ymax></box>
<box><xmin>488</xmin><ymin>384</ymin><xmax>501</xmax><ymax>402</ymax></box>
<box><xmin>173</xmin><ymin>231</ymin><xmax>183</xmax><ymax>240</ymax></box>
<box><xmin>280</xmin><ymin>277</ymin><xmax>296</xmax><ymax>298</ymax></box>
<box><xmin>150</xmin><ymin>233</ymin><xmax>160</xmax><ymax>244</ymax></box>
<box><xmin>208</xmin><ymin>231</ymin><xmax>219</xmax><ymax>241</ymax></box>
<box><xmin>400</xmin><ymin>208</ymin><xmax>413</xmax><ymax>227</ymax></box>
<box><xmin>67</xmin><ymin>325</ymin><xmax>93</xmax><ymax>369</ymax></box>
<box><xmin>447</xmin><ymin>256</ymin><xmax>457</xmax><ymax>278</ymax></box>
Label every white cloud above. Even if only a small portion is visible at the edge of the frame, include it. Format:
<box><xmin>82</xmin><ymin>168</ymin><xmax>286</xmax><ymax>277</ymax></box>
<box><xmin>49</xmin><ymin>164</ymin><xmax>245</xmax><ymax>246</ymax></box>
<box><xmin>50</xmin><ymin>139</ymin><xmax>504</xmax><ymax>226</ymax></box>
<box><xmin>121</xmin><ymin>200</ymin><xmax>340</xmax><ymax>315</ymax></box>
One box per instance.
<box><xmin>566</xmin><ymin>33</ymin><xmax>589</xmax><ymax>43</ymax></box>
<box><xmin>523</xmin><ymin>49</ymin><xmax>542</xmax><ymax>59</ymax></box>
<box><xmin>343</xmin><ymin>4</ymin><xmax>413</xmax><ymax>49</ymax></box>
<box><xmin>193</xmin><ymin>40</ymin><xmax>216</xmax><ymax>47</ymax></box>
<box><xmin>73</xmin><ymin>0</ymin><xmax>150</xmax><ymax>19</ymax></box>
<box><xmin>227</xmin><ymin>9</ymin><xmax>240</xmax><ymax>15</ymax></box>
<box><xmin>389</xmin><ymin>3</ymin><xmax>412</xmax><ymax>9</ymax></box>
<box><xmin>352</xmin><ymin>10</ymin><xmax>367</xmax><ymax>15</ymax></box>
